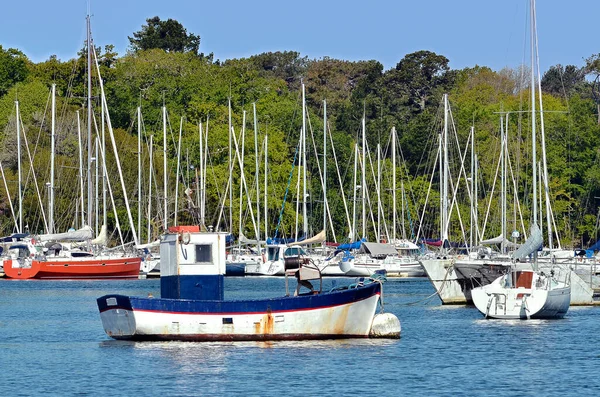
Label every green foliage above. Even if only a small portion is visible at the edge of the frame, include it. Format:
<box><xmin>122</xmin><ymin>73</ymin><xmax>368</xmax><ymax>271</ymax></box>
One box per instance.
<box><xmin>2</xmin><ymin>20</ymin><xmax>600</xmax><ymax>247</ymax></box>
<box><xmin>0</xmin><ymin>46</ymin><xmax>30</xmax><ymax>96</ymax></box>
<box><xmin>129</xmin><ymin>16</ymin><xmax>201</xmax><ymax>55</ymax></box>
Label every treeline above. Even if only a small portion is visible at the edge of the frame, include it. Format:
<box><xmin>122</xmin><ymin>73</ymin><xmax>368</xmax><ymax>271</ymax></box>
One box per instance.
<box><xmin>1</xmin><ymin>17</ymin><xmax>600</xmax><ymax>248</ymax></box>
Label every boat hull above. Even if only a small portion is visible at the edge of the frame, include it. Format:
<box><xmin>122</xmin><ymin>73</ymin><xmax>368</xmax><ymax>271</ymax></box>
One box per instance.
<box><xmin>471</xmin><ymin>272</ymin><xmax>571</xmax><ymax>319</ymax></box>
<box><xmin>97</xmin><ymin>282</ymin><xmax>381</xmax><ymax>341</ymax></box>
<box><xmin>3</xmin><ymin>256</ymin><xmax>141</xmax><ymax>279</ymax></box>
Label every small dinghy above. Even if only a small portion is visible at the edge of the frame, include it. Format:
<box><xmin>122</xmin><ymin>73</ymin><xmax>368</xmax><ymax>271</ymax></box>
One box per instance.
<box><xmin>97</xmin><ymin>226</ymin><xmax>400</xmax><ymax>341</ymax></box>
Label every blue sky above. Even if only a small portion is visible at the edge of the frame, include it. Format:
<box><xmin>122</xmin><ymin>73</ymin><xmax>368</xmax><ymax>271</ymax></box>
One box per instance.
<box><xmin>1</xmin><ymin>0</ymin><xmax>598</xmax><ymax>73</ymax></box>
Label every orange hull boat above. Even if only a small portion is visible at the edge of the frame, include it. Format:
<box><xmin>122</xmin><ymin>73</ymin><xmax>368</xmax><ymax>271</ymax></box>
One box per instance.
<box><xmin>3</xmin><ymin>256</ymin><xmax>141</xmax><ymax>279</ymax></box>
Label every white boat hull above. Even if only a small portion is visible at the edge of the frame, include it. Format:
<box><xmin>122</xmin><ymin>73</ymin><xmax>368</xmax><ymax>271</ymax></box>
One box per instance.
<box><xmin>98</xmin><ymin>284</ymin><xmax>382</xmax><ymax>341</ymax></box>
<box><xmin>471</xmin><ymin>272</ymin><xmax>571</xmax><ymax>319</ymax></box>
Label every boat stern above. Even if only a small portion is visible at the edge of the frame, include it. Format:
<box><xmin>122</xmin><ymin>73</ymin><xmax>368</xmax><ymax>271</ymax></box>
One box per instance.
<box><xmin>97</xmin><ymin>295</ymin><xmax>137</xmax><ymax>339</ymax></box>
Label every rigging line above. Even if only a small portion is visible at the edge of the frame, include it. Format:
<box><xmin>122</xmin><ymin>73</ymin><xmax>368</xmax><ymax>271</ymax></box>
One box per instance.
<box><xmin>273</xmin><ymin>141</ymin><xmax>300</xmax><ymax>239</ymax></box>
<box><xmin>19</xmin><ymin>111</ymin><xmax>49</xmax><ymax>233</ymax></box>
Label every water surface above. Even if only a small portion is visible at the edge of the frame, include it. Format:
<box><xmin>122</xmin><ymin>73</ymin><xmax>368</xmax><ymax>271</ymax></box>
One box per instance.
<box><xmin>0</xmin><ymin>277</ymin><xmax>598</xmax><ymax>396</ymax></box>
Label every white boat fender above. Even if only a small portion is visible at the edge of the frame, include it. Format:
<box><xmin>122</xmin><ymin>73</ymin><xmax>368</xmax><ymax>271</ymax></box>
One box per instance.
<box><xmin>369</xmin><ymin>312</ymin><xmax>401</xmax><ymax>339</ymax></box>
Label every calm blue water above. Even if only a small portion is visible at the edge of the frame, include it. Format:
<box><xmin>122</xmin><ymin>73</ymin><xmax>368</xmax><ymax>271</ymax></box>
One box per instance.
<box><xmin>1</xmin><ymin>276</ymin><xmax>599</xmax><ymax>396</ymax></box>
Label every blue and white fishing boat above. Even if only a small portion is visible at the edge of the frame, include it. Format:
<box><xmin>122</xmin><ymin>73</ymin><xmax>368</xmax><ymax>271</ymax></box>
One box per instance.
<box><xmin>97</xmin><ymin>227</ymin><xmax>400</xmax><ymax>341</ymax></box>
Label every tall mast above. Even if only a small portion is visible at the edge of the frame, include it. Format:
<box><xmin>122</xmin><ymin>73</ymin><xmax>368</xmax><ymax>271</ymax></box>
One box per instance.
<box><xmin>102</xmin><ymin>79</ymin><xmax>106</xmax><ymax>228</ymax></box>
<box><xmin>500</xmin><ymin>115</ymin><xmax>506</xmax><ymax>254</ymax></box>
<box><xmin>239</xmin><ymin>111</ymin><xmax>246</xmax><ymax>243</ymax></box>
<box><xmin>253</xmin><ymin>103</ymin><xmax>260</xmax><ymax>247</ymax></box>
<box><xmin>174</xmin><ymin>117</ymin><xmax>183</xmax><ymax>226</ymax></box>
<box><xmin>533</xmin><ymin>1</ymin><xmax>554</xmax><ymax>249</ymax></box>
<box><xmin>50</xmin><ymin>84</ymin><xmax>56</xmax><ymax>233</ymax></box>
<box><xmin>163</xmin><ymin>104</ymin><xmax>168</xmax><ymax>230</ymax></box>
<box><xmin>530</xmin><ymin>0</ymin><xmax>537</xmax><ymax>229</ymax></box>
<box><xmin>470</xmin><ymin>125</ymin><xmax>474</xmax><ymax>249</ymax></box>
<box><xmin>377</xmin><ymin>143</ymin><xmax>381</xmax><ymax>242</ymax></box>
<box><xmin>301</xmin><ymin>83</ymin><xmax>307</xmax><ymax>237</ymax></box>
<box><xmin>86</xmin><ymin>14</ymin><xmax>93</xmax><ymax>227</ymax></box>
<box><xmin>16</xmin><ymin>100</ymin><xmax>22</xmax><ymax>233</ymax></box>
<box><xmin>147</xmin><ymin>135</ymin><xmax>153</xmax><ymax>243</ymax></box>
<box><xmin>198</xmin><ymin>121</ymin><xmax>203</xmax><ymax>221</ymax></box>
<box><xmin>438</xmin><ymin>132</ymin><xmax>443</xmax><ymax>242</ymax></box>
<box><xmin>323</xmin><ymin>100</ymin><xmax>327</xmax><ymax>239</ymax></box>
<box><xmin>77</xmin><ymin>111</ymin><xmax>85</xmax><ymax>227</ymax></box>
<box><xmin>352</xmin><ymin>143</ymin><xmax>358</xmax><ymax>240</ymax></box>
<box><xmin>95</xmin><ymin>137</ymin><xmax>99</xmax><ymax>234</ymax></box>
<box><xmin>137</xmin><ymin>106</ymin><xmax>142</xmax><ymax>241</ymax></box>
<box><xmin>264</xmin><ymin>135</ymin><xmax>268</xmax><ymax>239</ymax></box>
<box><xmin>361</xmin><ymin>116</ymin><xmax>366</xmax><ymax>239</ymax></box>
<box><xmin>228</xmin><ymin>98</ymin><xmax>233</xmax><ymax>233</ymax></box>
<box><xmin>392</xmin><ymin>127</ymin><xmax>397</xmax><ymax>243</ymax></box>
<box><xmin>442</xmin><ymin>93</ymin><xmax>449</xmax><ymax>244</ymax></box>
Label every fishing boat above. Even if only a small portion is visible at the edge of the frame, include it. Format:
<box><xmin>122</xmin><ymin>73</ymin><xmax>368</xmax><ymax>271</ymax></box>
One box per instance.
<box><xmin>97</xmin><ymin>226</ymin><xmax>400</xmax><ymax>341</ymax></box>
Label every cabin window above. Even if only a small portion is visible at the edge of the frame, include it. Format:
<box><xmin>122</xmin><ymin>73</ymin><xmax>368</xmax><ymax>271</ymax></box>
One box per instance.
<box><xmin>195</xmin><ymin>244</ymin><xmax>212</xmax><ymax>263</ymax></box>
<box><xmin>284</xmin><ymin>247</ymin><xmax>306</xmax><ymax>257</ymax></box>
<box><xmin>267</xmin><ymin>247</ymin><xmax>279</xmax><ymax>261</ymax></box>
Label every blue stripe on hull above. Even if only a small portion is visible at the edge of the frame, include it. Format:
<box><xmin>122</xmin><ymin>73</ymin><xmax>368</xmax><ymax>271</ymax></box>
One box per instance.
<box><xmin>97</xmin><ymin>281</ymin><xmax>381</xmax><ymax>314</ymax></box>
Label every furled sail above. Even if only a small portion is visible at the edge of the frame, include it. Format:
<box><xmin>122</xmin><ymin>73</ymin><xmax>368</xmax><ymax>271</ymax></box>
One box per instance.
<box><xmin>296</xmin><ymin>230</ymin><xmax>326</xmax><ymax>245</ymax></box>
<box><xmin>511</xmin><ymin>224</ymin><xmax>543</xmax><ymax>260</ymax></box>
<box><xmin>37</xmin><ymin>225</ymin><xmax>94</xmax><ymax>242</ymax></box>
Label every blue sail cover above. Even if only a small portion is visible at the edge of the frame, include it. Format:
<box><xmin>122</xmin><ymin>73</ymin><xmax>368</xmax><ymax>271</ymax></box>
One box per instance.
<box><xmin>333</xmin><ymin>239</ymin><xmax>366</xmax><ymax>256</ymax></box>
<box><xmin>588</xmin><ymin>239</ymin><xmax>600</xmax><ymax>252</ymax></box>
<box><xmin>226</xmin><ymin>234</ymin><xmax>235</xmax><ymax>246</ymax></box>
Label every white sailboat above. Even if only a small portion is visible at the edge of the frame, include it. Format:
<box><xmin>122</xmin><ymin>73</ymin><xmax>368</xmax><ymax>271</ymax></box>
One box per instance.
<box><xmin>471</xmin><ymin>0</ymin><xmax>570</xmax><ymax>319</ymax></box>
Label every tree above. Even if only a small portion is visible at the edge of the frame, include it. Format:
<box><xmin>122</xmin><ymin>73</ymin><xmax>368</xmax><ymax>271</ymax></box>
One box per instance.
<box><xmin>128</xmin><ymin>17</ymin><xmax>201</xmax><ymax>55</ymax></box>
<box><xmin>541</xmin><ymin>64</ymin><xmax>586</xmax><ymax>98</ymax></box>
<box><xmin>394</xmin><ymin>50</ymin><xmax>454</xmax><ymax>112</ymax></box>
<box><xmin>0</xmin><ymin>46</ymin><xmax>30</xmax><ymax>97</ymax></box>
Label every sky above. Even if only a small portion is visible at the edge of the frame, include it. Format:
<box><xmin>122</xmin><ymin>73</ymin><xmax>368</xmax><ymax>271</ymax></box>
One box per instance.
<box><xmin>0</xmin><ymin>0</ymin><xmax>598</xmax><ymax>74</ymax></box>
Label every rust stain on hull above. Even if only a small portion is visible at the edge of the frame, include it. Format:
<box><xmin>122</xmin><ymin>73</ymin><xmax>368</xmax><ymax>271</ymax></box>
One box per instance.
<box><xmin>254</xmin><ymin>309</ymin><xmax>275</xmax><ymax>335</ymax></box>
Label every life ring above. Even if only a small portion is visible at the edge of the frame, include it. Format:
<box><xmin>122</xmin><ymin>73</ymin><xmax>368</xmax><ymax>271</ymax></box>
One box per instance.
<box><xmin>180</xmin><ymin>232</ymin><xmax>191</xmax><ymax>245</ymax></box>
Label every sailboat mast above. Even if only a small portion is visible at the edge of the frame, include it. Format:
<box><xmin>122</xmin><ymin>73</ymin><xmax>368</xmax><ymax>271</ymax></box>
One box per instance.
<box><xmin>239</xmin><ymin>111</ymin><xmax>246</xmax><ymax>243</ymax></box>
<box><xmin>50</xmin><ymin>84</ymin><xmax>56</xmax><ymax>233</ymax></box>
<box><xmin>253</xmin><ymin>103</ymin><xmax>260</xmax><ymax>247</ymax></box>
<box><xmin>264</xmin><ymin>134</ymin><xmax>268</xmax><ymax>239</ymax></box>
<box><xmin>95</xmin><ymin>137</ymin><xmax>99</xmax><ymax>235</ymax></box>
<box><xmin>500</xmin><ymin>115</ymin><xmax>506</xmax><ymax>254</ymax></box>
<box><xmin>102</xmin><ymin>83</ymin><xmax>106</xmax><ymax>229</ymax></box>
<box><xmin>163</xmin><ymin>105</ymin><xmax>168</xmax><ymax>230</ymax></box>
<box><xmin>86</xmin><ymin>14</ymin><xmax>93</xmax><ymax>227</ymax></box>
<box><xmin>16</xmin><ymin>100</ymin><xmax>22</xmax><ymax>233</ymax></box>
<box><xmin>442</xmin><ymin>93</ymin><xmax>449</xmax><ymax>244</ymax></box>
<box><xmin>302</xmin><ymin>83</ymin><xmax>308</xmax><ymax>237</ymax></box>
<box><xmin>392</xmin><ymin>127</ymin><xmax>396</xmax><ymax>243</ymax></box>
<box><xmin>533</xmin><ymin>2</ymin><xmax>554</xmax><ymax>249</ymax></box>
<box><xmin>377</xmin><ymin>143</ymin><xmax>381</xmax><ymax>242</ymax></box>
<box><xmin>137</xmin><ymin>106</ymin><xmax>142</xmax><ymax>241</ymax></box>
<box><xmin>147</xmin><ymin>135</ymin><xmax>153</xmax><ymax>243</ymax></box>
<box><xmin>530</xmin><ymin>0</ymin><xmax>537</xmax><ymax>229</ymax></box>
<box><xmin>198</xmin><ymin>122</ymin><xmax>203</xmax><ymax>220</ymax></box>
<box><xmin>470</xmin><ymin>125</ymin><xmax>474</xmax><ymax>249</ymax></box>
<box><xmin>228</xmin><ymin>98</ymin><xmax>233</xmax><ymax>233</ymax></box>
<box><xmin>361</xmin><ymin>116</ymin><xmax>366</xmax><ymax>239</ymax></box>
<box><xmin>438</xmin><ymin>132</ymin><xmax>443</xmax><ymax>241</ymax></box>
<box><xmin>77</xmin><ymin>111</ymin><xmax>85</xmax><ymax>228</ymax></box>
<box><xmin>174</xmin><ymin>117</ymin><xmax>183</xmax><ymax>226</ymax></box>
<box><xmin>323</xmin><ymin>100</ymin><xmax>327</xmax><ymax>239</ymax></box>
<box><xmin>352</xmin><ymin>143</ymin><xmax>358</xmax><ymax>240</ymax></box>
